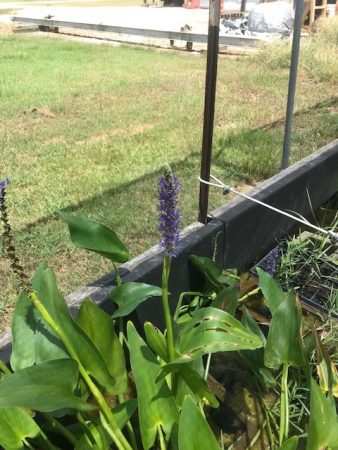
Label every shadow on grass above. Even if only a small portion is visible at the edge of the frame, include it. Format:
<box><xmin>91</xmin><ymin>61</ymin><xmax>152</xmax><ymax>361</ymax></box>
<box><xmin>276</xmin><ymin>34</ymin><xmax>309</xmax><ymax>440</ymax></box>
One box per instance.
<box><xmin>213</xmin><ymin>96</ymin><xmax>338</xmax><ymax>181</ymax></box>
<box><xmin>16</xmin><ymin>96</ymin><xmax>338</xmax><ymax>237</ymax></box>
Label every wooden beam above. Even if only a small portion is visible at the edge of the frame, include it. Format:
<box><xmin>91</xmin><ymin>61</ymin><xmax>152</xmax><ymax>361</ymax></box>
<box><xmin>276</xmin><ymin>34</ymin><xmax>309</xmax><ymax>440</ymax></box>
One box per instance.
<box><xmin>11</xmin><ymin>16</ymin><xmax>262</xmax><ymax>48</ymax></box>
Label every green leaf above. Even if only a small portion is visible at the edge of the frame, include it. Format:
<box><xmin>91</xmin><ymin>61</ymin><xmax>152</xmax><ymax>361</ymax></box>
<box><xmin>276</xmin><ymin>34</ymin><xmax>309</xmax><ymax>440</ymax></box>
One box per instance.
<box><xmin>30</xmin><ymin>266</ymin><xmax>116</xmax><ymax>392</ymax></box>
<box><xmin>127</xmin><ymin>322</ymin><xmax>178</xmax><ymax>450</ymax></box>
<box><xmin>257</xmin><ymin>268</ymin><xmax>285</xmax><ymax>315</ymax></box>
<box><xmin>0</xmin><ymin>359</ymin><xmax>93</xmax><ymax>412</ymax></box>
<box><xmin>178</xmin><ymin>396</ymin><xmax>219</xmax><ymax>450</ymax></box>
<box><xmin>76</xmin><ymin>300</ymin><xmax>128</xmax><ymax>395</ymax></box>
<box><xmin>144</xmin><ymin>322</ymin><xmax>169</xmax><ymax>362</ymax></box>
<box><xmin>240</xmin><ymin>308</ymin><xmax>276</xmax><ymax>390</ymax></box>
<box><xmin>75</xmin><ymin>422</ymin><xmax>109</xmax><ymax>450</ymax></box>
<box><xmin>62</xmin><ymin>214</ymin><xmax>130</xmax><ymax>263</ymax></box>
<box><xmin>10</xmin><ymin>265</ymin><xmax>68</xmax><ymax>371</ymax></box>
<box><xmin>306</xmin><ymin>379</ymin><xmax>338</xmax><ymax>450</ymax></box>
<box><xmin>110</xmin><ymin>282</ymin><xmax>162</xmax><ymax>318</ymax></box>
<box><xmin>212</xmin><ymin>285</ymin><xmax>238</xmax><ymax>315</ymax></box>
<box><xmin>113</xmin><ymin>399</ymin><xmax>138</xmax><ymax>429</ymax></box>
<box><xmin>157</xmin><ymin>363</ymin><xmax>219</xmax><ymax>408</ymax></box>
<box><xmin>264</xmin><ymin>291</ymin><xmax>305</xmax><ymax>369</ymax></box>
<box><xmin>74</xmin><ymin>400</ymin><xmax>138</xmax><ymax>450</ymax></box>
<box><xmin>177</xmin><ymin>307</ymin><xmax>262</xmax><ymax>361</ymax></box>
<box><xmin>278</xmin><ymin>436</ymin><xmax>298</xmax><ymax>450</ymax></box>
<box><xmin>189</xmin><ymin>256</ymin><xmax>223</xmax><ymax>289</ymax></box>
<box><xmin>0</xmin><ymin>408</ymin><xmax>40</xmax><ymax>450</ymax></box>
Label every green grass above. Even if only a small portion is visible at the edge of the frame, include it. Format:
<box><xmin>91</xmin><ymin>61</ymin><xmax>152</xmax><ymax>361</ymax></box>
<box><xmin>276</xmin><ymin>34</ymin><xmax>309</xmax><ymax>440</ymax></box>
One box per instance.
<box><xmin>0</xmin><ymin>29</ymin><xmax>337</xmax><ymax>331</ymax></box>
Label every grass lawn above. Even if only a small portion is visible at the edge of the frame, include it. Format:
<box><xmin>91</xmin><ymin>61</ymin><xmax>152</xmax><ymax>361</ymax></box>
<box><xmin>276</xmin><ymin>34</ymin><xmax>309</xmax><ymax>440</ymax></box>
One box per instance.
<box><xmin>0</xmin><ymin>24</ymin><xmax>337</xmax><ymax>331</ymax></box>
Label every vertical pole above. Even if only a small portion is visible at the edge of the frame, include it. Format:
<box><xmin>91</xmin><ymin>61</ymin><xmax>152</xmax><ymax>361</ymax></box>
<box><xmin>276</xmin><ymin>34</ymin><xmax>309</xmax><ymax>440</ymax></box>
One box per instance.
<box><xmin>240</xmin><ymin>0</ymin><xmax>247</xmax><ymax>13</ymax></box>
<box><xmin>198</xmin><ymin>0</ymin><xmax>221</xmax><ymax>224</ymax></box>
<box><xmin>281</xmin><ymin>0</ymin><xmax>304</xmax><ymax>170</ymax></box>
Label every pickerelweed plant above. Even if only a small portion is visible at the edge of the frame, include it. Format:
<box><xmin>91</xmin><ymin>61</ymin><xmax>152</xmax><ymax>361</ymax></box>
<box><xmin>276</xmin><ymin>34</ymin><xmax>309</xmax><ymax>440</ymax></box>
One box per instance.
<box><xmin>0</xmin><ymin>172</ymin><xmax>263</xmax><ymax>450</ymax></box>
<box><xmin>0</xmin><ymin>172</ymin><xmax>338</xmax><ymax>450</ymax></box>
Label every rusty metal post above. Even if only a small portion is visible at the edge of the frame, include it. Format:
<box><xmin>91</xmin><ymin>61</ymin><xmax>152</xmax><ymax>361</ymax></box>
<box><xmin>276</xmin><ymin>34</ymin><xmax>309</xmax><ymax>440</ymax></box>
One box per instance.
<box><xmin>198</xmin><ymin>0</ymin><xmax>221</xmax><ymax>224</ymax></box>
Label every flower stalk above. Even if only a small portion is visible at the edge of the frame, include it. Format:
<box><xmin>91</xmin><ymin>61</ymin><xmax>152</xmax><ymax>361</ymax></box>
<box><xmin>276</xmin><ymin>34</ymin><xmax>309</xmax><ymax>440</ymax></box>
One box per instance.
<box><xmin>0</xmin><ymin>180</ymin><xmax>132</xmax><ymax>450</ymax></box>
<box><xmin>158</xmin><ymin>168</ymin><xmax>181</xmax><ymax>362</ymax></box>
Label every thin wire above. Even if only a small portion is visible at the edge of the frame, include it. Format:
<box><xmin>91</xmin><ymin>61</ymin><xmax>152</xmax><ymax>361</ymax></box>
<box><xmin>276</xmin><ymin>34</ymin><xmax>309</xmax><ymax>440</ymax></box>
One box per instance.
<box><xmin>198</xmin><ymin>175</ymin><xmax>337</xmax><ymax>242</ymax></box>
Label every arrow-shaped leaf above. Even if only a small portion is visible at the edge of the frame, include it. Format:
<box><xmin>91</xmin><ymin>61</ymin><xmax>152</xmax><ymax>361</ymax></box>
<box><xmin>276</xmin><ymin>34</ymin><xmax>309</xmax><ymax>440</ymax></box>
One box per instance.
<box><xmin>177</xmin><ymin>307</ymin><xmax>262</xmax><ymax>361</ymax></box>
<box><xmin>62</xmin><ymin>214</ymin><xmax>130</xmax><ymax>263</ymax></box>
<box><xmin>0</xmin><ymin>408</ymin><xmax>40</xmax><ymax>450</ymax></box>
<box><xmin>110</xmin><ymin>283</ymin><xmax>162</xmax><ymax>318</ymax></box>
<box><xmin>178</xmin><ymin>396</ymin><xmax>219</xmax><ymax>450</ymax></box>
<box><xmin>0</xmin><ymin>359</ymin><xmax>93</xmax><ymax>412</ymax></box>
<box><xmin>128</xmin><ymin>322</ymin><xmax>178</xmax><ymax>450</ymax></box>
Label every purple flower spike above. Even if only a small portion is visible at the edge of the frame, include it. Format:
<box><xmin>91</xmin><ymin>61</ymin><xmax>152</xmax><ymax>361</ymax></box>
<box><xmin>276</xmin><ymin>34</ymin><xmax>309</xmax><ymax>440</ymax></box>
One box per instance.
<box><xmin>263</xmin><ymin>246</ymin><xmax>279</xmax><ymax>277</ymax></box>
<box><xmin>0</xmin><ymin>178</ymin><xmax>10</xmax><ymax>197</ymax></box>
<box><xmin>158</xmin><ymin>168</ymin><xmax>181</xmax><ymax>257</ymax></box>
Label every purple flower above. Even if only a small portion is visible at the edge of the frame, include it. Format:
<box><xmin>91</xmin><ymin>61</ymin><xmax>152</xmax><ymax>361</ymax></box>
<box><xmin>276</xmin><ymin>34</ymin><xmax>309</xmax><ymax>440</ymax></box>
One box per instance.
<box><xmin>158</xmin><ymin>168</ymin><xmax>181</xmax><ymax>257</ymax></box>
<box><xmin>262</xmin><ymin>246</ymin><xmax>279</xmax><ymax>277</ymax></box>
<box><xmin>0</xmin><ymin>178</ymin><xmax>10</xmax><ymax>197</ymax></box>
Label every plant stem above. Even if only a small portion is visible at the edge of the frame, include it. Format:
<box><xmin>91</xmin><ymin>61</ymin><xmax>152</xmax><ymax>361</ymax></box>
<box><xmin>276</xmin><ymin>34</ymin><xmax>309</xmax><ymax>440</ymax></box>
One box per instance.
<box><xmin>113</xmin><ymin>263</ymin><xmax>125</xmax><ymax>346</ymax></box>
<box><xmin>118</xmin><ymin>394</ymin><xmax>138</xmax><ymax>450</ymax></box>
<box><xmin>38</xmin><ymin>427</ymin><xmax>58</xmax><ymax>450</ymax></box>
<box><xmin>279</xmin><ymin>363</ymin><xmax>289</xmax><ymax>446</ymax></box>
<box><xmin>238</xmin><ymin>287</ymin><xmax>261</xmax><ymax>304</ymax></box>
<box><xmin>204</xmin><ymin>353</ymin><xmax>212</xmax><ymax>381</ymax></box>
<box><xmin>162</xmin><ymin>256</ymin><xmax>175</xmax><ymax>362</ymax></box>
<box><xmin>27</xmin><ymin>291</ymin><xmax>132</xmax><ymax>450</ymax></box>
<box><xmin>0</xmin><ymin>359</ymin><xmax>11</xmax><ymax>376</ymax></box>
<box><xmin>41</xmin><ymin>413</ymin><xmax>78</xmax><ymax>447</ymax></box>
<box><xmin>173</xmin><ymin>291</ymin><xmax>207</xmax><ymax>321</ymax></box>
<box><xmin>157</xmin><ymin>425</ymin><xmax>167</xmax><ymax>450</ymax></box>
<box><xmin>22</xmin><ymin>438</ymin><xmax>35</xmax><ymax>449</ymax></box>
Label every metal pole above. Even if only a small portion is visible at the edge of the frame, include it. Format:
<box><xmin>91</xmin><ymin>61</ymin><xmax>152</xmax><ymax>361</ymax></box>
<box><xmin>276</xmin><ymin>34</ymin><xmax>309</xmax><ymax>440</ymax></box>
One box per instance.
<box><xmin>198</xmin><ymin>0</ymin><xmax>221</xmax><ymax>224</ymax></box>
<box><xmin>281</xmin><ymin>0</ymin><xmax>304</xmax><ymax>170</ymax></box>
<box><xmin>240</xmin><ymin>0</ymin><xmax>247</xmax><ymax>13</ymax></box>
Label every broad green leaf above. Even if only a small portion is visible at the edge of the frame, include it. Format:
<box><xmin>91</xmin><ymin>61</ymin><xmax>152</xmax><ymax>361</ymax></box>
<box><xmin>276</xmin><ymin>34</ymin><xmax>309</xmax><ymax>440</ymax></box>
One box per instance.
<box><xmin>178</xmin><ymin>396</ymin><xmax>219</xmax><ymax>450</ymax></box>
<box><xmin>29</xmin><ymin>266</ymin><xmax>116</xmax><ymax>392</ymax></box>
<box><xmin>0</xmin><ymin>359</ymin><xmax>93</xmax><ymax>412</ymax></box>
<box><xmin>278</xmin><ymin>436</ymin><xmax>298</xmax><ymax>450</ymax></box>
<box><xmin>144</xmin><ymin>322</ymin><xmax>169</xmax><ymax>362</ymax></box>
<box><xmin>62</xmin><ymin>214</ymin><xmax>130</xmax><ymax>263</ymax></box>
<box><xmin>11</xmin><ymin>264</ymin><xmax>68</xmax><ymax>371</ymax></box>
<box><xmin>128</xmin><ymin>322</ymin><xmax>178</xmax><ymax>450</ymax></box>
<box><xmin>212</xmin><ymin>285</ymin><xmax>238</xmax><ymax>315</ymax></box>
<box><xmin>157</xmin><ymin>363</ymin><xmax>219</xmax><ymax>408</ymax></box>
<box><xmin>189</xmin><ymin>256</ymin><xmax>223</xmax><ymax>288</ymax></box>
<box><xmin>240</xmin><ymin>308</ymin><xmax>276</xmax><ymax>390</ymax></box>
<box><xmin>113</xmin><ymin>399</ymin><xmax>138</xmax><ymax>429</ymax></box>
<box><xmin>110</xmin><ymin>282</ymin><xmax>162</xmax><ymax>318</ymax></box>
<box><xmin>257</xmin><ymin>268</ymin><xmax>285</xmax><ymax>315</ymax></box>
<box><xmin>177</xmin><ymin>307</ymin><xmax>262</xmax><ymax>361</ymax></box>
<box><xmin>264</xmin><ymin>291</ymin><xmax>305</xmax><ymax>369</ymax></box>
<box><xmin>76</xmin><ymin>300</ymin><xmax>127</xmax><ymax>395</ymax></box>
<box><xmin>0</xmin><ymin>408</ymin><xmax>40</xmax><ymax>450</ymax></box>
<box><xmin>306</xmin><ymin>379</ymin><xmax>338</xmax><ymax>450</ymax></box>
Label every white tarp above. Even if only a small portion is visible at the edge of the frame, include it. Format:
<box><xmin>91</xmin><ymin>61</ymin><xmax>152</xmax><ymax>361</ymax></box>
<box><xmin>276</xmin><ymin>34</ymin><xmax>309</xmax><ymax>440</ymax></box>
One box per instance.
<box><xmin>247</xmin><ymin>1</ymin><xmax>294</xmax><ymax>33</ymax></box>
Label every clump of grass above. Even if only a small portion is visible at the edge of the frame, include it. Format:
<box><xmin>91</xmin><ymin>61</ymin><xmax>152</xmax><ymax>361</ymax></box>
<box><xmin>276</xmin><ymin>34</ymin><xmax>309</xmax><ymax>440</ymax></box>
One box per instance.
<box><xmin>255</xmin><ymin>16</ymin><xmax>338</xmax><ymax>82</ymax></box>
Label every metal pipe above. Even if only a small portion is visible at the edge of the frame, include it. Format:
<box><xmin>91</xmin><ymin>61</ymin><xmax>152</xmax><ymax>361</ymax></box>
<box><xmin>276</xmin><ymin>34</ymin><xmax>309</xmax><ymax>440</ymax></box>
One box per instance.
<box><xmin>198</xmin><ymin>0</ymin><xmax>221</xmax><ymax>224</ymax></box>
<box><xmin>281</xmin><ymin>0</ymin><xmax>304</xmax><ymax>169</ymax></box>
<box><xmin>240</xmin><ymin>0</ymin><xmax>247</xmax><ymax>13</ymax></box>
